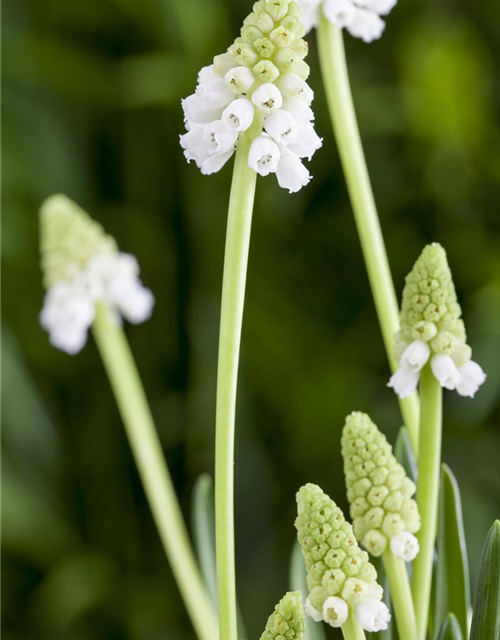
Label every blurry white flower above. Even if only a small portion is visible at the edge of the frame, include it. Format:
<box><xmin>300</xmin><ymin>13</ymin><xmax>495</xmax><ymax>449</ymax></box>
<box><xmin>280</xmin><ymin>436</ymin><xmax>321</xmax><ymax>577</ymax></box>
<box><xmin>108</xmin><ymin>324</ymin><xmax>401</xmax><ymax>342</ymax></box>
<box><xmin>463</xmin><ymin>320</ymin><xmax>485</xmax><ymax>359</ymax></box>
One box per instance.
<box><xmin>390</xmin><ymin>531</ymin><xmax>420</xmax><ymax>562</ymax></box>
<box><xmin>456</xmin><ymin>361</ymin><xmax>486</xmax><ymax>398</ymax></box>
<box><xmin>355</xmin><ymin>598</ymin><xmax>391</xmax><ymax>631</ymax></box>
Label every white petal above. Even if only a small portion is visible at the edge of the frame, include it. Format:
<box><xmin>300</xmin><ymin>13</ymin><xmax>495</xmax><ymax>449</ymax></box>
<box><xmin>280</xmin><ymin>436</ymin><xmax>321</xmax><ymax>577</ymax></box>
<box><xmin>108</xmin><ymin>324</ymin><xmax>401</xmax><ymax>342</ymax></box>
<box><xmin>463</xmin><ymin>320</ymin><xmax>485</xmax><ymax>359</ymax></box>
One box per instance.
<box><xmin>304</xmin><ymin>597</ymin><xmax>323</xmax><ymax>622</ymax></box>
<box><xmin>282</xmin><ymin>97</ymin><xmax>315</xmax><ymax>125</ymax></box>
<box><xmin>390</xmin><ymin>532</ymin><xmax>420</xmax><ymax>562</ymax></box>
<box><xmin>248</xmin><ymin>136</ymin><xmax>281</xmax><ymax>176</ymax></box>
<box><xmin>264</xmin><ymin>109</ymin><xmax>301</xmax><ymax>145</ymax></box>
<box><xmin>224</xmin><ymin>66</ymin><xmax>255</xmax><ymax>94</ymax></box>
<box><xmin>200</xmin><ymin>149</ymin><xmax>234</xmax><ymax>175</ymax></box>
<box><xmin>431</xmin><ymin>354</ymin><xmax>461</xmax><ymax>390</ymax></box>
<box><xmin>355</xmin><ymin>598</ymin><xmax>391</xmax><ymax>632</ymax></box>
<box><xmin>276</xmin><ymin>74</ymin><xmax>313</xmax><ymax>104</ymax></box>
<box><xmin>400</xmin><ymin>340</ymin><xmax>430</xmax><ymax>372</ymax></box>
<box><xmin>251</xmin><ymin>83</ymin><xmax>283</xmax><ymax>113</ymax></box>
<box><xmin>288</xmin><ymin>122</ymin><xmax>322</xmax><ymax>160</ymax></box>
<box><xmin>182</xmin><ymin>94</ymin><xmax>222</xmax><ymax>125</ymax></box>
<box><xmin>323</xmin><ymin>0</ymin><xmax>357</xmax><ymax>28</ymax></box>
<box><xmin>456</xmin><ymin>360</ymin><xmax>487</xmax><ymax>398</ymax></box>
<box><xmin>276</xmin><ymin>152</ymin><xmax>311</xmax><ymax>192</ymax></box>
<box><xmin>346</xmin><ymin>8</ymin><xmax>385</xmax><ymax>42</ymax></box>
<box><xmin>196</xmin><ymin>66</ymin><xmax>234</xmax><ymax>109</ymax></box>
<box><xmin>388</xmin><ymin>367</ymin><xmax>419</xmax><ymax>398</ymax></box>
<box><xmin>358</xmin><ymin>0</ymin><xmax>397</xmax><ymax>15</ymax></box>
<box><xmin>201</xmin><ymin>120</ymin><xmax>238</xmax><ymax>155</ymax></box>
<box><xmin>109</xmin><ymin>279</ymin><xmax>155</xmax><ymax>324</ymax></box>
<box><xmin>322</xmin><ymin>596</ymin><xmax>349</xmax><ymax>627</ymax></box>
<box><xmin>221</xmin><ymin>98</ymin><xmax>255</xmax><ymax>132</ymax></box>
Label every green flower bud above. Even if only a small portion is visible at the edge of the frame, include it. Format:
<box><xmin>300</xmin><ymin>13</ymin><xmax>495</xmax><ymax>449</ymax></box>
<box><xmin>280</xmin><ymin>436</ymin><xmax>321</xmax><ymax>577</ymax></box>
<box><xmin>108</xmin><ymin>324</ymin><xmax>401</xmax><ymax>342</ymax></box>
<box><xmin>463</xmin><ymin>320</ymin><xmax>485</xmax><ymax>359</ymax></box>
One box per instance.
<box><xmin>259</xmin><ymin>591</ymin><xmax>305</xmax><ymax>640</ymax></box>
<box><xmin>213</xmin><ymin>52</ymin><xmax>237</xmax><ymax>77</ymax></box>
<box><xmin>241</xmin><ymin>25</ymin><xmax>265</xmax><ymax>45</ymax></box>
<box><xmin>270</xmin><ymin>25</ymin><xmax>295</xmax><ymax>48</ymax></box>
<box><xmin>256</xmin><ymin>11</ymin><xmax>275</xmax><ymax>33</ymax></box>
<box><xmin>266</xmin><ymin>0</ymin><xmax>290</xmax><ymax>22</ymax></box>
<box><xmin>254</xmin><ymin>37</ymin><xmax>276</xmax><ymax>58</ymax></box>
<box><xmin>296</xmin><ymin>483</ymin><xmax>383</xmax><ymax>614</ymax></box>
<box><xmin>273</xmin><ymin>47</ymin><xmax>296</xmax><ymax>73</ymax></box>
<box><xmin>40</xmin><ymin>194</ymin><xmax>116</xmax><ymax>288</ymax></box>
<box><xmin>341</xmin><ymin>412</ymin><xmax>421</xmax><ymax>558</ymax></box>
<box><xmin>294</xmin><ymin>59</ymin><xmax>310</xmax><ymax>81</ymax></box>
<box><xmin>253</xmin><ymin>59</ymin><xmax>280</xmax><ymax>83</ymax></box>
<box><xmin>291</xmin><ymin>37</ymin><xmax>308</xmax><ymax>59</ymax></box>
<box><xmin>280</xmin><ymin>14</ymin><xmax>305</xmax><ymax>37</ymax></box>
<box><xmin>230</xmin><ymin>40</ymin><xmax>260</xmax><ymax>67</ymax></box>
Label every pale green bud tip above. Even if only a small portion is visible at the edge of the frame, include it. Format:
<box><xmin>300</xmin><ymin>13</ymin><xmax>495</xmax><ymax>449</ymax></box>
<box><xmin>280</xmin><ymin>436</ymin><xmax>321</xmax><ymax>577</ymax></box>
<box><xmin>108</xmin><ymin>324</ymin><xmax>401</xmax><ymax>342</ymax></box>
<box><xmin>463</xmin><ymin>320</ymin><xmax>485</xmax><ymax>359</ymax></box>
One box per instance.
<box><xmin>40</xmin><ymin>194</ymin><xmax>116</xmax><ymax>288</ymax></box>
<box><xmin>259</xmin><ymin>591</ymin><xmax>305</xmax><ymax>640</ymax></box>
<box><xmin>341</xmin><ymin>412</ymin><xmax>421</xmax><ymax>560</ymax></box>
<box><xmin>295</xmin><ymin>483</ymin><xmax>382</xmax><ymax>617</ymax></box>
<box><xmin>399</xmin><ymin>243</ymin><xmax>464</xmax><ymax>346</ymax></box>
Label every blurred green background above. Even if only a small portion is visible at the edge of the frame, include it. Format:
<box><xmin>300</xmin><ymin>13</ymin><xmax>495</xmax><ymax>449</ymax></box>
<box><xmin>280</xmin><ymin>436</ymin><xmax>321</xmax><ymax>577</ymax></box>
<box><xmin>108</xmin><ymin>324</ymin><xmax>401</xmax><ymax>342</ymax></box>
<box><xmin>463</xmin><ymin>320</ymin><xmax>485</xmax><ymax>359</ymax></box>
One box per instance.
<box><xmin>2</xmin><ymin>0</ymin><xmax>499</xmax><ymax>638</ymax></box>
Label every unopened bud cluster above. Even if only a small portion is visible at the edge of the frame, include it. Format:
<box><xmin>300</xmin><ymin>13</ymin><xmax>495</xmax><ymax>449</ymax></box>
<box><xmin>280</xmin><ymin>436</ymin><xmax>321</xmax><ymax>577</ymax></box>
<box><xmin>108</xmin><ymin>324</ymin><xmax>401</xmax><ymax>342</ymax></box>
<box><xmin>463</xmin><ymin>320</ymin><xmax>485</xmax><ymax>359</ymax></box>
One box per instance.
<box><xmin>180</xmin><ymin>0</ymin><xmax>322</xmax><ymax>193</ymax></box>
<box><xmin>296</xmin><ymin>483</ymin><xmax>390</xmax><ymax>631</ymax></box>
<box><xmin>341</xmin><ymin>412</ymin><xmax>420</xmax><ymax>561</ymax></box>
<box><xmin>40</xmin><ymin>195</ymin><xmax>154</xmax><ymax>354</ymax></box>
<box><xmin>297</xmin><ymin>0</ymin><xmax>398</xmax><ymax>43</ymax></box>
<box><xmin>259</xmin><ymin>591</ymin><xmax>305</xmax><ymax>640</ymax></box>
<box><xmin>389</xmin><ymin>243</ymin><xmax>486</xmax><ymax>398</ymax></box>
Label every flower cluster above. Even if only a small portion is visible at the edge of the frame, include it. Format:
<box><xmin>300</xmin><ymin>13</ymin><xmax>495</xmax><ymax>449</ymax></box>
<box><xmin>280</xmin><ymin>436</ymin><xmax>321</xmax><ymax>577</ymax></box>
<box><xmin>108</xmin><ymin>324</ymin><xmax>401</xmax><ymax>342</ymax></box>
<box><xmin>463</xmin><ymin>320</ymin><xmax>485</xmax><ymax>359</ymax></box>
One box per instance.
<box><xmin>341</xmin><ymin>412</ymin><xmax>420</xmax><ymax>561</ymax></box>
<box><xmin>40</xmin><ymin>195</ymin><xmax>154</xmax><ymax>354</ymax></box>
<box><xmin>259</xmin><ymin>591</ymin><xmax>305</xmax><ymax>640</ymax></box>
<box><xmin>388</xmin><ymin>243</ymin><xmax>486</xmax><ymax>399</ymax></box>
<box><xmin>298</xmin><ymin>0</ymin><xmax>397</xmax><ymax>42</ymax></box>
<box><xmin>296</xmin><ymin>483</ymin><xmax>391</xmax><ymax>631</ymax></box>
<box><xmin>180</xmin><ymin>0</ymin><xmax>322</xmax><ymax>193</ymax></box>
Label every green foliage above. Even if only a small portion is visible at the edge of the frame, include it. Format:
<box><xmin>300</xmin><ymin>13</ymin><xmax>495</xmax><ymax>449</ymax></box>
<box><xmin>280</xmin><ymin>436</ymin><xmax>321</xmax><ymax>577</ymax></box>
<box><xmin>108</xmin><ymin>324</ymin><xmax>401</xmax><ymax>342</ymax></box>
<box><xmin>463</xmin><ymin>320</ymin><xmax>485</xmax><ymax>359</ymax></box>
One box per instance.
<box><xmin>470</xmin><ymin>521</ymin><xmax>500</xmax><ymax>640</ymax></box>
<box><xmin>437</xmin><ymin>614</ymin><xmax>463</xmax><ymax>640</ymax></box>
<box><xmin>434</xmin><ymin>465</ymin><xmax>470</xmax><ymax>639</ymax></box>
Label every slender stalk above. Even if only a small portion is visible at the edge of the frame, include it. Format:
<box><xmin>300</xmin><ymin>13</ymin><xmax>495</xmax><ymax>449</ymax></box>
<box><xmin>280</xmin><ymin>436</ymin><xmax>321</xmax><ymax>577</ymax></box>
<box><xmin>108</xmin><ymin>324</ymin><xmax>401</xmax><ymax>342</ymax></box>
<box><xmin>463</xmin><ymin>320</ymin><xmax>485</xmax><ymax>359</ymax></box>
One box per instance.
<box><xmin>341</xmin><ymin>612</ymin><xmax>367</xmax><ymax>640</ymax></box>
<box><xmin>92</xmin><ymin>304</ymin><xmax>218</xmax><ymax>640</ymax></box>
<box><xmin>316</xmin><ymin>17</ymin><xmax>420</xmax><ymax>454</ymax></box>
<box><xmin>412</xmin><ymin>364</ymin><xmax>442</xmax><ymax>640</ymax></box>
<box><xmin>383</xmin><ymin>549</ymin><xmax>418</xmax><ymax>640</ymax></box>
<box><xmin>215</xmin><ymin>123</ymin><xmax>259</xmax><ymax>640</ymax></box>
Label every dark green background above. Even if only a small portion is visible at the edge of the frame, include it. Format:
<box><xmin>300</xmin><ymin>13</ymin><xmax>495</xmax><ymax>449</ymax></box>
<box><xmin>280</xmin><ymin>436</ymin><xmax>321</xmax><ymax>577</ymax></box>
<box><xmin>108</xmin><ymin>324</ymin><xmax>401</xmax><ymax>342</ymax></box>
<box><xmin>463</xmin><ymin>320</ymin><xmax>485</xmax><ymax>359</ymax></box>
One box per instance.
<box><xmin>2</xmin><ymin>0</ymin><xmax>499</xmax><ymax>638</ymax></box>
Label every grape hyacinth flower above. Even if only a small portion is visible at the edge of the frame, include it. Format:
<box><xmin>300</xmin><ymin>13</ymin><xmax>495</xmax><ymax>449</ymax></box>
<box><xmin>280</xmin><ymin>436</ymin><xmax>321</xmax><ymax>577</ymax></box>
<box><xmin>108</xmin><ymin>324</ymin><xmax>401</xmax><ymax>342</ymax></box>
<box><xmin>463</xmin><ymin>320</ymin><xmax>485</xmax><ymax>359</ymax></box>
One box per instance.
<box><xmin>296</xmin><ymin>483</ymin><xmax>391</xmax><ymax>631</ymax></box>
<box><xmin>297</xmin><ymin>0</ymin><xmax>397</xmax><ymax>42</ymax></box>
<box><xmin>388</xmin><ymin>243</ymin><xmax>486</xmax><ymax>399</ymax></box>
<box><xmin>341</xmin><ymin>412</ymin><xmax>421</xmax><ymax>561</ymax></box>
<box><xmin>259</xmin><ymin>591</ymin><xmax>305</xmax><ymax>640</ymax></box>
<box><xmin>40</xmin><ymin>195</ymin><xmax>154</xmax><ymax>354</ymax></box>
<box><xmin>180</xmin><ymin>0</ymin><xmax>322</xmax><ymax>192</ymax></box>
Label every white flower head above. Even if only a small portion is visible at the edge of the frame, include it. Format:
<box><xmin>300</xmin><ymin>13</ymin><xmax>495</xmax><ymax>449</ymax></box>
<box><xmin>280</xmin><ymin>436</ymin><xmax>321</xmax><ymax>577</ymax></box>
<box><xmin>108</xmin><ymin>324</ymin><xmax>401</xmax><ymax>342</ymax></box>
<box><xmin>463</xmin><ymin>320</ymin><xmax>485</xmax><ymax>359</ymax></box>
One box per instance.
<box><xmin>322</xmin><ymin>596</ymin><xmax>349</xmax><ymax>627</ymax></box>
<box><xmin>40</xmin><ymin>195</ymin><xmax>154</xmax><ymax>355</ymax></box>
<box><xmin>355</xmin><ymin>598</ymin><xmax>391</xmax><ymax>632</ymax></box>
<box><xmin>297</xmin><ymin>0</ymin><xmax>396</xmax><ymax>40</ymax></box>
<box><xmin>390</xmin><ymin>531</ymin><xmax>420</xmax><ymax>562</ymax></box>
<box><xmin>180</xmin><ymin>2</ymin><xmax>321</xmax><ymax>191</ymax></box>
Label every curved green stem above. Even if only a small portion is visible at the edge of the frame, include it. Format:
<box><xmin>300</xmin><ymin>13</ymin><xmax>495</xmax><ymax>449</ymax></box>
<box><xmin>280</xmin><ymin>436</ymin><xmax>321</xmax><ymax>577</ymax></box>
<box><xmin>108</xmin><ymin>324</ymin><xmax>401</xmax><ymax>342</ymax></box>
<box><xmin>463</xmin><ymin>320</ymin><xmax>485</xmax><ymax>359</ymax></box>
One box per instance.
<box><xmin>341</xmin><ymin>612</ymin><xmax>366</xmax><ymax>640</ymax></box>
<box><xmin>215</xmin><ymin>125</ymin><xmax>258</xmax><ymax>640</ymax></box>
<box><xmin>316</xmin><ymin>16</ymin><xmax>420</xmax><ymax>455</ymax></box>
<box><xmin>92</xmin><ymin>304</ymin><xmax>218</xmax><ymax>640</ymax></box>
<box><xmin>412</xmin><ymin>364</ymin><xmax>442</xmax><ymax>640</ymax></box>
<box><xmin>383</xmin><ymin>549</ymin><xmax>418</xmax><ymax>640</ymax></box>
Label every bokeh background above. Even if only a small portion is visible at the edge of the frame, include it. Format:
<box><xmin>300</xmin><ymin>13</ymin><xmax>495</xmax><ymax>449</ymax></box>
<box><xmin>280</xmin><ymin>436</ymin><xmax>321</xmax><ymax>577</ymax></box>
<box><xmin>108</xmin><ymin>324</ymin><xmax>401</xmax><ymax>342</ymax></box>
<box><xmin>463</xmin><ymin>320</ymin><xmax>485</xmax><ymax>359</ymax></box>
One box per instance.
<box><xmin>2</xmin><ymin>0</ymin><xmax>499</xmax><ymax>638</ymax></box>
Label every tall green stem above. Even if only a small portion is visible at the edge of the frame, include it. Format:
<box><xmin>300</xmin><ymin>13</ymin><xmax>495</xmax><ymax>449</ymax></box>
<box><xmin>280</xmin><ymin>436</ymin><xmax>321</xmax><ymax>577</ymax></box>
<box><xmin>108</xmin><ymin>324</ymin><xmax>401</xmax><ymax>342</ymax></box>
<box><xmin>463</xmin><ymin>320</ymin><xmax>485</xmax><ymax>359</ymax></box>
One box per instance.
<box><xmin>316</xmin><ymin>17</ymin><xmax>420</xmax><ymax>454</ymax></box>
<box><xmin>92</xmin><ymin>304</ymin><xmax>218</xmax><ymax>640</ymax></box>
<box><xmin>341</xmin><ymin>612</ymin><xmax>366</xmax><ymax>640</ymax></box>
<box><xmin>412</xmin><ymin>364</ymin><xmax>442</xmax><ymax>640</ymax></box>
<box><xmin>383</xmin><ymin>549</ymin><xmax>418</xmax><ymax>640</ymax></box>
<box><xmin>215</xmin><ymin>125</ymin><xmax>258</xmax><ymax>640</ymax></box>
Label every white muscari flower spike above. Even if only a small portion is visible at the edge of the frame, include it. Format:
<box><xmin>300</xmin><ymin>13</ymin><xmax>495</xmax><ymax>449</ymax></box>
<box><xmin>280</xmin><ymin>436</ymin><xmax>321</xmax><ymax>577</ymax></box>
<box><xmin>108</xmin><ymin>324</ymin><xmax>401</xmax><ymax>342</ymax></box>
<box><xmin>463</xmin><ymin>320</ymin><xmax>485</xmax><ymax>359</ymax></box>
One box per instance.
<box><xmin>180</xmin><ymin>0</ymin><xmax>321</xmax><ymax>192</ymax></box>
<box><xmin>297</xmin><ymin>0</ymin><xmax>396</xmax><ymax>42</ymax></box>
<box><xmin>389</xmin><ymin>243</ymin><xmax>486</xmax><ymax>398</ymax></box>
<box><xmin>39</xmin><ymin>195</ymin><xmax>154</xmax><ymax>355</ymax></box>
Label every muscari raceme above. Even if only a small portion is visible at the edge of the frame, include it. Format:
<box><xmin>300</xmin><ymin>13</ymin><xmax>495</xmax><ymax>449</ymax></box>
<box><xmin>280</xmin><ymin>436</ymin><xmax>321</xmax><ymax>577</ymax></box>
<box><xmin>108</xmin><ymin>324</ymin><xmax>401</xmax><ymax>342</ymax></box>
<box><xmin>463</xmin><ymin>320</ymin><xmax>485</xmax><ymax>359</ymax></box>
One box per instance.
<box><xmin>259</xmin><ymin>591</ymin><xmax>305</xmax><ymax>640</ymax></box>
<box><xmin>39</xmin><ymin>195</ymin><xmax>154</xmax><ymax>354</ymax></box>
<box><xmin>296</xmin><ymin>483</ymin><xmax>391</xmax><ymax>631</ymax></box>
<box><xmin>180</xmin><ymin>0</ymin><xmax>322</xmax><ymax>192</ymax></box>
<box><xmin>341</xmin><ymin>412</ymin><xmax>420</xmax><ymax>560</ymax></box>
<box><xmin>388</xmin><ymin>243</ymin><xmax>486</xmax><ymax>399</ymax></box>
<box><xmin>297</xmin><ymin>0</ymin><xmax>397</xmax><ymax>42</ymax></box>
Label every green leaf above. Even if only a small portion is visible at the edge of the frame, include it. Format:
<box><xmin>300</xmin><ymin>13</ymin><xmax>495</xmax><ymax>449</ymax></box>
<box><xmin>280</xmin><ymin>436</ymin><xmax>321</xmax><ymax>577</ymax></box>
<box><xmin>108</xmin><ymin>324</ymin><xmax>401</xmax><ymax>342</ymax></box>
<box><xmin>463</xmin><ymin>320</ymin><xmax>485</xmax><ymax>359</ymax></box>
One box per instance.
<box><xmin>289</xmin><ymin>540</ymin><xmax>326</xmax><ymax>640</ymax></box>
<box><xmin>434</xmin><ymin>464</ymin><xmax>470</xmax><ymax>639</ymax></box>
<box><xmin>394</xmin><ymin>426</ymin><xmax>417</xmax><ymax>482</ymax></box>
<box><xmin>470</xmin><ymin>520</ymin><xmax>500</xmax><ymax>640</ymax></box>
<box><xmin>191</xmin><ymin>474</ymin><xmax>248</xmax><ymax>640</ymax></box>
<box><xmin>438</xmin><ymin>614</ymin><xmax>464</xmax><ymax>640</ymax></box>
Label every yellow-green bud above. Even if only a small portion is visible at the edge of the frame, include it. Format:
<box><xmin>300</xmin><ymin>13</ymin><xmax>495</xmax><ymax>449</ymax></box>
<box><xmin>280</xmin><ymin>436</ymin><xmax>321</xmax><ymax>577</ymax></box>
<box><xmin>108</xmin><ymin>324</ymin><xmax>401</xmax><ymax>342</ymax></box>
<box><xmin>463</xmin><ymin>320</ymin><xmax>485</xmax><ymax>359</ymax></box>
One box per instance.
<box><xmin>270</xmin><ymin>25</ymin><xmax>295</xmax><ymax>47</ymax></box>
<box><xmin>294</xmin><ymin>59</ymin><xmax>310</xmax><ymax>81</ymax></box>
<box><xmin>230</xmin><ymin>40</ymin><xmax>260</xmax><ymax>67</ymax></box>
<box><xmin>253</xmin><ymin>59</ymin><xmax>280</xmax><ymax>83</ymax></box>
<box><xmin>254</xmin><ymin>37</ymin><xmax>276</xmax><ymax>58</ymax></box>
<box><xmin>341</xmin><ymin>413</ymin><xmax>421</xmax><ymax>558</ymax></box>
<box><xmin>296</xmin><ymin>483</ymin><xmax>383</xmax><ymax>617</ymax></box>
<box><xmin>266</xmin><ymin>0</ymin><xmax>290</xmax><ymax>22</ymax></box>
<box><xmin>273</xmin><ymin>47</ymin><xmax>296</xmax><ymax>73</ymax></box>
<box><xmin>259</xmin><ymin>591</ymin><xmax>305</xmax><ymax>640</ymax></box>
<box><xmin>40</xmin><ymin>194</ymin><xmax>116</xmax><ymax>288</ymax></box>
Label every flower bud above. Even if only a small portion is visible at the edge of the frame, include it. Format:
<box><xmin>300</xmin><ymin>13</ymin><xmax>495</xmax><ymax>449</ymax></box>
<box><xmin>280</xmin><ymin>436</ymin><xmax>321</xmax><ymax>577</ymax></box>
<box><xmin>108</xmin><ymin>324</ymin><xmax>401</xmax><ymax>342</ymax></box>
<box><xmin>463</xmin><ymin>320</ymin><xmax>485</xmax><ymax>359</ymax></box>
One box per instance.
<box><xmin>254</xmin><ymin>37</ymin><xmax>276</xmax><ymax>58</ymax></box>
<box><xmin>322</xmin><ymin>596</ymin><xmax>348</xmax><ymax>627</ymax></box>
<box><xmin>390</xmin><ymin>531</ymin><xmax>419</xmax><ymax>561</ymax></box>
<box><xmin>273</xmin><ymin>47</ymin><xmax>296</xmax><ymax>73</ymax></box>
<box><xmin>253</xmin><ymin>59</ymin><xmax>280</xmax><ymax>83</ymax></box>
<box><xmin>225</xmin><ymin>66</ymin><xmax>256</xmax><ymax>94</ymax></box>
<box><xmin>259</xmin><ymin>591</ymin><xmax>305</xmax><ymax>640</ymax></box>
<box><xmin>230</xmin><ymin>40</ymin><xmax>260</xmax><ymax>67</ymax></box>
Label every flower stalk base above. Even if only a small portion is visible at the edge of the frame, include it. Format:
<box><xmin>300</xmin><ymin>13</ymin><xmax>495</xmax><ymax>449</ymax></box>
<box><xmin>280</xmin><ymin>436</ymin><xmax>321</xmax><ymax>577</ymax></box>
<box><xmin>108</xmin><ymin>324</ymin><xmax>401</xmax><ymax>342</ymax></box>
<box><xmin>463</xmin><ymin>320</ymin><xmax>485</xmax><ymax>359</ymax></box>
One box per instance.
<box><xmin>341</xmin><ymin>613</ymin><xmax>367</xmax><ymax>640</ymax></box>
<box><xmin>382</xmin><ymin>550</ymin><xmax>418</xmax><ymax>640</ymax></box>
<box><xmin>92</xmin><ymin>303</ymin><xmax>218</xmax><ymax>640</ymax></box>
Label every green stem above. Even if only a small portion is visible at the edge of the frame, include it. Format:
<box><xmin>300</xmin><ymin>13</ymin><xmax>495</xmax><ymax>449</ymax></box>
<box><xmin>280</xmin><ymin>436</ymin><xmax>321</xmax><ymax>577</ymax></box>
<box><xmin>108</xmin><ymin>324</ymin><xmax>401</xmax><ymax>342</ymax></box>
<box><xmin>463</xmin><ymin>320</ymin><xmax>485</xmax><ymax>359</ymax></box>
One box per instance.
<box><xmin>316</xmin><ymin>16</ymin><xmax>420</xmax><ymax>455</ymax></box>
<box><xmin>341</xmin><ymin>612</ymin><xmax>367</xmax><ymax>640</ymax></box>
<box><xmin>215</xmin><ymin>125</ymin><xmax>258</xmax><ymax>640</ymax></box>
<box><xmin>412</xmin><ymin>364</ymin><xmax>442</xmax><ymax>640</ymax></box>
<box><xmin>92</xmin><ymin>304</ymin><xmax>218</xmax><ymax>640</ymax></box>
<box><xmin>383</xmin><ymin>549</ymin><xmax>418</xmax><ymax>640</ymax></box>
